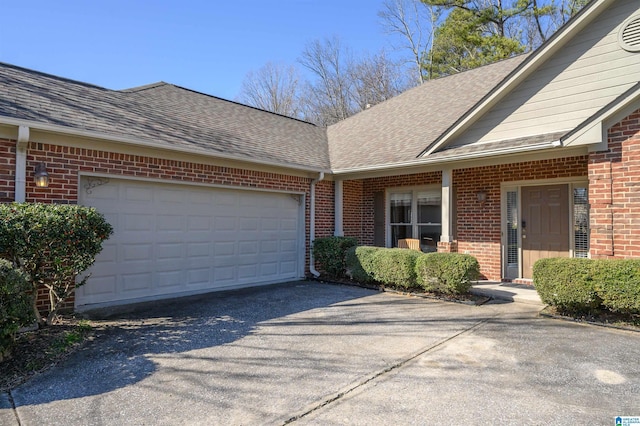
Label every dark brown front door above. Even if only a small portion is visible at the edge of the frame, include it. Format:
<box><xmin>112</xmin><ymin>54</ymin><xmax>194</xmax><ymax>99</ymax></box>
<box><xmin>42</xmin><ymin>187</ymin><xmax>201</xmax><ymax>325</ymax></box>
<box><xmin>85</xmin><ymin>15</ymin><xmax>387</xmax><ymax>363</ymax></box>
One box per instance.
<box><xmin>521</xmin><ymin>184</ymin><xmax>570</xmax><ymax>278</ymax></box>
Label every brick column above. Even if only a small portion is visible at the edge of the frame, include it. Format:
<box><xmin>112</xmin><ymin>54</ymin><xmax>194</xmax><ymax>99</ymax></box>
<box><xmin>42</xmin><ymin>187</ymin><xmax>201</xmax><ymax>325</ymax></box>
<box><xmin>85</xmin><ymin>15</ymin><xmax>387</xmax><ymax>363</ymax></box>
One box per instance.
<box><xmin>437</xmin><ymin>240</ymin><xmax>458</xmax><ymax>253</ymax></box>
<box><xmin>589</xmin><ymin>109</ymin><xmax>640</xmax><ymax>259</ymax></box>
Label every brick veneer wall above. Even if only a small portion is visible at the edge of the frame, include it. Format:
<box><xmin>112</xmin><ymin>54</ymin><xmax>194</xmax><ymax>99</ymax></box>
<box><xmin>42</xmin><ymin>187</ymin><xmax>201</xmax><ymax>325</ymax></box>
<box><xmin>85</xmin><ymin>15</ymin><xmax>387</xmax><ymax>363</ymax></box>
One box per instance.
<box><xmin>454</xmin><ymin>156</ymin><xmax>587</xmax><ymax>280</ymax></box>
<box><xmin>343</xmin><ymin>180</ymin><xmax>364</xmax><ymax>242</ymax></box>
<box><xmin>589</xmin><ymin>108</ymin><xmax>640</xmax><ymax>258</ymax></box>
<box><xmin>1</xmin><ymin>139</ymin><xmax>328</xmax><ymax>313</ymax></box>
<box><xmin>0</xmin><ymin>140</ymin><xmax>16</xmax><ymax>202</ymax></box>
<box><xmin>343</xmin><ymin>172</ymin><xmax>442</xmax><ymax>246</ymax></box>
<box><xmin>341</xmin><ymin>158</ymin><xmax>588</xmax><ymax>281</ymax></box>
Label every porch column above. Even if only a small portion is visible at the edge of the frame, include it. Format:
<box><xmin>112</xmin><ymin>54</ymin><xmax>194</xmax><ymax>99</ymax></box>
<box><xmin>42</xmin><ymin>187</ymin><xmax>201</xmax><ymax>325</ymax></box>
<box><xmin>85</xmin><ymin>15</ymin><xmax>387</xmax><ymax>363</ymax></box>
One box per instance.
<box><xmin>334</xmin><ymin>179</ymin><xmax>344</xmax><ymax>237</ymax></box>
<box><xmin>440</xmin><ymin>168</ymin><xmax>453</xmax><ymax>243</ymax></box>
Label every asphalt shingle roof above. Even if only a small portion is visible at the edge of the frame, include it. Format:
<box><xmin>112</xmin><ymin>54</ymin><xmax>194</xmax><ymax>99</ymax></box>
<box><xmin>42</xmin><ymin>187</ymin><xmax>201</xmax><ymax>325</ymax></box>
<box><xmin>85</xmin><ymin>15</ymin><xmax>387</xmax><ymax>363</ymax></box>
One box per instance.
<box><xmin>0</xmin><ymin>57</ymin><xmax>532</xmax><ymax>174</ymax></box>
<box><xmin>0</xmin><ymin>63</ymin><xmax>329</xmax><ymax>170</ymax></box>
<box><xmin>326</xmin><ymin>55</ymin><xmax>529</xmax><ymax>171</ymax></box>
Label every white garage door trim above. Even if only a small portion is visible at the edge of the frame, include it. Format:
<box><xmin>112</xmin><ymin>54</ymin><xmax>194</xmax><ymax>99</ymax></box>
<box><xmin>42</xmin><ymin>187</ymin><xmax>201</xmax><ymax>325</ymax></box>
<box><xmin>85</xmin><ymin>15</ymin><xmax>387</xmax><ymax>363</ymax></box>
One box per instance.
<box><xmin>77</xmin><ymin>174</ymin><xmax>305</xmax><ymax>310</ymax></box>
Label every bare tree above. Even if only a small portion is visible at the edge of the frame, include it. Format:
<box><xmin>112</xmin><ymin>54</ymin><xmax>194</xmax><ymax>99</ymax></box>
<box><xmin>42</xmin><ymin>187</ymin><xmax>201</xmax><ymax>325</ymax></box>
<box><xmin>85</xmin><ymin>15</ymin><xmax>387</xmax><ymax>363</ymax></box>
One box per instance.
<box><xmin>350</xmin><ymin>50</ymin><xmax>410</xmax><ymax>110</ymax></box>
<box><xmin>378</xmin><ymin>0</ymin><xmax>442</xmax><ymax>83</ymax></box>
<box><xmin>236</xmin><ymin>62</ymin><xmax>303</xmax><ymax>118</ymax></box>
<box><xmin>298</xmin><ymin>36</ymin><xmax>357</xmax><ymax>126</ymax></box>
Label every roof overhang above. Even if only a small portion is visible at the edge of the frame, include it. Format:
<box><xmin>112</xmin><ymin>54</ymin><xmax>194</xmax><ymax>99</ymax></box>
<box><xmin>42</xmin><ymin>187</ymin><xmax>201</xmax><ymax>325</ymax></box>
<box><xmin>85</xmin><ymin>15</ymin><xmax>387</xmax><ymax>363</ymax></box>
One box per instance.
<box><xmin>0</xmin><ymin>116</ymin><xmax>330</xmax><ymax>176</ymax></box>
<box><xmin>332</xmin><ymin>137</ymin><xmax>587</xmax><ymax>180</ymax></box>
<box><xmin>419</xmin><ymin>0</ymin><xmax>615</xmax><ymax>157</ymax></box>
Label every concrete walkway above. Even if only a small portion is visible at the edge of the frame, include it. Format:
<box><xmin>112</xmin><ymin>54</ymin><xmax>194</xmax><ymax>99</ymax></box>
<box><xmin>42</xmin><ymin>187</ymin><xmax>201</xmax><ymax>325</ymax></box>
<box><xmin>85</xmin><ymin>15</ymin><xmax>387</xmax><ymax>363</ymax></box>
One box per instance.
<box><xmin>2</xmin><ymin>281</ymin><xmax>637</xmax><ymax>425</ymax></box>
<box><xmin>471</xmin><ymin>280</ymin><xmax>544</xmax><ymax>306</ymax></box>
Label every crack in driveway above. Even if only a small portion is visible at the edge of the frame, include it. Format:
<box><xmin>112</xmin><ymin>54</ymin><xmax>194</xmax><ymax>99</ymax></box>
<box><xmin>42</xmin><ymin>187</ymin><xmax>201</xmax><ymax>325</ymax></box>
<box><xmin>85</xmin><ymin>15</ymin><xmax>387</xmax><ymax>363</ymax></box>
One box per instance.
<box><xmin>282</xmin><ymin>317</ymin><xmax>494</xmax><ymax>424</ymax></box>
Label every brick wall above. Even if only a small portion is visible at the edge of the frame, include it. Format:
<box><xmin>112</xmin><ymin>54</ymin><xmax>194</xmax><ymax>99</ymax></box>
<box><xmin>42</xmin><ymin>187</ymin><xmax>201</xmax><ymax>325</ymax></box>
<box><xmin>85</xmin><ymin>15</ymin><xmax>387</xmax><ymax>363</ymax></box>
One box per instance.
<box><xmin>343</xmin><ymin>172</ymin><xmax>442</xmax><ymax>246</ymax></box>
<box><xmin>315</xmin><ymin>179</ymin><xmax>335</xmax><ymax>238</ymax></box>
<box><xmin>454</xmin><ymin>156</ymin><xmax>587</xmax><ymax>280</ymax></box>
<box><xmin>589</xmin><ymin>108</ymin><xmax>640</xmax><ymax>258</ymax></box>
<box><xmin>340</xmin><ymin>158</ymin><xmax>588</xmax><ymax>281</ymax></box>
<box><xmin>0</xmin><ymin>140</ymin><xmax>16</xmax><ymax>202</ymax></box>
<box><xmin>343</xmin><ymin>180</ymin><xmax>364</xmax><ymax>242</ymax></box>
<box><xmin>1</xmin><ymin>139</ymin><xmax>323</xmax><ymax>313</ymax></box>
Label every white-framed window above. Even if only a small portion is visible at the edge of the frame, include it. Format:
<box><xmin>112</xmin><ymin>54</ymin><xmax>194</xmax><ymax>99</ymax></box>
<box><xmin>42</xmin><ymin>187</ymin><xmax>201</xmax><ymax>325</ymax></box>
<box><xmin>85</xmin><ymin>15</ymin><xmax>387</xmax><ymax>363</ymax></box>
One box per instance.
<box><xmin>388</xmin><ymin>187</ymin><xmax>441</xmax><ymax>252</ymax></box>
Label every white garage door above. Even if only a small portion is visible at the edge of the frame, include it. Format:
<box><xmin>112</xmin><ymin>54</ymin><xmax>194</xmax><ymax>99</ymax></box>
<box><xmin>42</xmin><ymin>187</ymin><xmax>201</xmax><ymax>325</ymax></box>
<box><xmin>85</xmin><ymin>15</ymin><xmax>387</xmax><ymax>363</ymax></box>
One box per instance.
<box><xmin>76</xmin><ymin>177</ymin><xmax>303</xmax><ymax>308</ymax></box>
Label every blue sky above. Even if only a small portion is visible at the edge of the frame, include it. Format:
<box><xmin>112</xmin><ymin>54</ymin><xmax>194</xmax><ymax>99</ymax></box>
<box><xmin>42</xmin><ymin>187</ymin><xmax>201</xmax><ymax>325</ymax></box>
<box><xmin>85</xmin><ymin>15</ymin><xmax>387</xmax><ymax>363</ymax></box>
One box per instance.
<box><xmin>1</xmin><ymin>1</ymin><xmax>394</xmax><ymax>100</ymax></box>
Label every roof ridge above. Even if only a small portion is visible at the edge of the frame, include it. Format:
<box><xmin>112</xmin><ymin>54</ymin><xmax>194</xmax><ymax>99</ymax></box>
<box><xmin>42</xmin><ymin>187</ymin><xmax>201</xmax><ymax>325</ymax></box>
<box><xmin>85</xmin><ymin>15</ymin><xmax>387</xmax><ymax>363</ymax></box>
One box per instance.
<box><xmin>152</xmin><ymin>82</ymin><xmax>321</xmax><ymax>127</ymax></box>
<box><xmin>0</xmin><ymin>61</ymin><xmax>111</xmax><ymax>91</ymax></box>
<box><xmin>119</xmin><ymin>82</ymin><xmax>169</xmax><ymax>93</ymax></box>
<box><xmin>328</xmin><ymin>53</ymin><xmax>530</xmax><ymax>129</ymax></box>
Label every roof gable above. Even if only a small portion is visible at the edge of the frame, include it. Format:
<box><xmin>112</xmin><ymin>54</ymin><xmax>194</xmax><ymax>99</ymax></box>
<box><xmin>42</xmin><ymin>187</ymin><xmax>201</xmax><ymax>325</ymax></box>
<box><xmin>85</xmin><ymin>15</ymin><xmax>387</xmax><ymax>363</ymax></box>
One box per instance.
<box><xmin>420</xmin><ymin>0</ymin><xmax>638</xmax><ymax>157</ymax></box>
<box><xmin>326</xmin><ymin>55</ymin><xmax>527</xmax><ymax>172</ymax></box>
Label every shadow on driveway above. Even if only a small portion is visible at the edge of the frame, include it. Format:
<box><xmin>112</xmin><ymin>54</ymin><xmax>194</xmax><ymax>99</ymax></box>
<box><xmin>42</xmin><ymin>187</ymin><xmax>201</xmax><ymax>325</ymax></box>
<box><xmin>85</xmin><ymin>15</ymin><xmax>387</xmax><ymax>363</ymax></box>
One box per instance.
<box><xmin>12</xmin><ymin>281</ymin><xmax>377</xmax><ymax>406</ymax></box>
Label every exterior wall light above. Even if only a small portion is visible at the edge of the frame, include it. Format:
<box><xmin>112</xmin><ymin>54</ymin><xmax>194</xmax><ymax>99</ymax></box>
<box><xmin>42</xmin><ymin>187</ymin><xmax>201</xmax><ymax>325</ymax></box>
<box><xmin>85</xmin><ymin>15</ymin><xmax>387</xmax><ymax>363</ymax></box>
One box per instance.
<box><xmin>34</xmin><ymin>163</ymin><xmax>50</xmax><ymax>188</ymax></box>
<box><xmin>477</xmin><ymin>190</ymin><xmax>487</xmax><ymax>203</ymax></box>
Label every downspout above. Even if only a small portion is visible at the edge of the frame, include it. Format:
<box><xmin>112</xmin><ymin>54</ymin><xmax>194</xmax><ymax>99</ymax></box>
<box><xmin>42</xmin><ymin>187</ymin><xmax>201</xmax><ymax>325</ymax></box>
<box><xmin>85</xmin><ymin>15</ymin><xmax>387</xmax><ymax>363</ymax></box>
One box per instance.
<box><xmin>15</xmin><ymin>126</ymin><xmax>30</xmax><ymax>202</ymax></box>
<box><xmin>334</xmin><ymin>179</ymin><xmax>344</xmax><ymax>237</ymax></box>
<box><xmin>309</xmin><ymin>171</ymin><xmax>325</xmax><ymax>278</ymax></box>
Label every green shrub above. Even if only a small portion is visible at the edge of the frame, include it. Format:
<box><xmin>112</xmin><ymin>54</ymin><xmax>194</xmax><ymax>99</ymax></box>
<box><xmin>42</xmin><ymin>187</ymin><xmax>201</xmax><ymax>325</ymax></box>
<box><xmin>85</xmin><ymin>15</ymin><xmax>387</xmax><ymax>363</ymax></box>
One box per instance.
<box><xmin>415</xmin><ymin>252</ymin><xmax>479</xmax><ymax>294</ymax></box>
<box><xmin>0</xmin><ymin>259</ymin><xmax>34</xmax><ymax>360</ymax></box>
<box><xmin>345</xmin><ymin>246</ymin><xmax>383</xmax><ymax>283</ymax></box>
<box><xmin>372</xmin><ymin>248</ymin><xmax>422</xmax><ymax>288</ymax></box>
<box><xmin>0</xmin><ymin>203</ymin><xmax>113</xmax><ymax>325</ymax></box>
<box><xmin>593</xmin><ymin>259</ymin><xmax>640</xmax><ymax>315</ymax></box>
<box><xmin>533</xmin><ymin>258</ymin><xmax>601</xmax><ymax>313</ymax></box>
<box><xmin>313</xmin><ymin>236</ymin><xmax>358</xmax><ymax>278</ymax></box>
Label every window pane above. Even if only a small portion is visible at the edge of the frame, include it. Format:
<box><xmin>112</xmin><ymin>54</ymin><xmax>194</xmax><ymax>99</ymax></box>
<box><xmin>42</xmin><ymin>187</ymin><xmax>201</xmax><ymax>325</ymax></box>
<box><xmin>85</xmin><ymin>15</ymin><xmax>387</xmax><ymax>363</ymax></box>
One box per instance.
<box><xmin>390</xmin><ymin>193</ymin><xmax>412</xmax><ymax>224</ymax></box>
<box><xmin>573</xmin><ymin>187</ymin><xmax>589</xmax><ymax>258</ymax></box>
<box><xmin>418</xmin><ymin>225</ymin><xmax>440</xmax><ymax>252</ymax></box>
<box><xmin>391</xmin><ymin>225</ymin><xmax>412</xmax><ymax>247</ymax></box>
<box><xmin>506</xmin><ymin>191</ymin><xmax>518</xmax><ymax>267</ymax></box>
<box><xmin>417</xmin><ymin>190</ymin><xmax>441</xmax><ymax>224</ymax></box>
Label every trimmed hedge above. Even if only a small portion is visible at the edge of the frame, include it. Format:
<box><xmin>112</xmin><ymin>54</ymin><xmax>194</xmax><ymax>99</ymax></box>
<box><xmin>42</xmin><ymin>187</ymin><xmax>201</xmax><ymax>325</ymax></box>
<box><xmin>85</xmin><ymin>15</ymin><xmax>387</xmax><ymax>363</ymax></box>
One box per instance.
<box><xmin>0</xmin><ymin>203</ymin><xmax>113</xmax><ymax>324</ymax></box>
<box><xmin>533</xmin><ymin>258</ymin><xmax>602</xmax><ymax>313</ymax></box>
<box><xmin>415</xmin><ymin>252</ymin><xmax>480</xmax><ymax>295</ymax></box>
<box><xmin>592</xmin><ymin>259</ymin><xmax>640</xmax><ymax>315</ymax></box>
<box><xmin>0</xmin><ymin>259</ymin><xmax>34</xmax><ymax>360</ymax></box>
<box><xmin>313</xmin><ymin>236</ymin><xmax>358</xmax><ymax>278</ymax></box>
<box><xmin>372</xmin><ymin>248</ymin><xmax>421</xmax><ymax>288</ymax></box>
<box><xmin>345</xmin><ymin>246</ymin><xmax>382</xmax><ymax>283</ymax></box>
<box><xmin>346</xmin><ymin>246</ymin><xmax>479</xmax><ymax>294</ymax></box>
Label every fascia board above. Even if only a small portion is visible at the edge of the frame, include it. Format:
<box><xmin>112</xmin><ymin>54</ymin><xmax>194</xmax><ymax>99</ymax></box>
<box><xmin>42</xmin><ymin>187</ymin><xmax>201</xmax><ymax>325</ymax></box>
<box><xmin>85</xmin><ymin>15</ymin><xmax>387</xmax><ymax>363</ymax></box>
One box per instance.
<box><xmin>333</xmin><ymin>141</ymin><xmax>585</xmax><ymax>180</ymax></box>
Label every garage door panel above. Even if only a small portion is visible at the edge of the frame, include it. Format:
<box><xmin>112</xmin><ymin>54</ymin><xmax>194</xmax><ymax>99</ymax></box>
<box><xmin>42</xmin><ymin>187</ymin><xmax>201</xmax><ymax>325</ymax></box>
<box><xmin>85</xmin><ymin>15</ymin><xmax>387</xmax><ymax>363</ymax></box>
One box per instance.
<box><xmin>214</xmin><ymin>242</ymin><xmax>235</xmax><ymax>256</ymax></box>
<box><xmin>156</xmin><ymin>243</ymin><xmax>184</xmax><ymax>260</ymax></box>
<box><xmin>280</xmin><ymin>261</ymin><xmax>297</xmax><ymax>275</ymax></box>
<box><xmin>156</xmin><ymin>215</ymin><xmax>184</xmax><ymax>231</ymax></box>
<box><xmin>156</xmin><ymin>271</ymin><xmax>184</xmax><ymax>289</ymax></box>
<box><xmin>260</xmin><ymin>263</ymin><xmax>278</xmax><ymax>276</ymax></box>
<box><xmin>78</xmin><ymin>178</ymin><xmax>302</xmax><ymax>307</ymax></box>
<box><xmin>214</xmin><ymin>266</ymin><xmax>235</xmax><ymax>282</ymax></box>
<box><xmin>125</xmin><ymin>186</ymin><xmax>153</xmax><ymax>202</ymax></box>
<box><xmin>187</xmin><ymin>215</ymin><xmax>211</xmax><ymax>231</ymax></box>
<box><xmin>122</xmin><ymin>214</ymin><xmax>154</xmax><ymax>232</ymax></box>
<box><xmin>215</xmin><ymin>216</ymin><xmax>237</xmax><ymax>231</ymax></box>
<box><xmin>122</xmin><ymin>243</ymin><xmax>154</xmax><ymax>261</ymax></box>
<box><xmin>187</xmin><ymin>268</ymin><xmax>210</xmax><ymax>285</ymax></box>
<box><xmin>122</xmin><ymin>273</ymin><xmax>153</xmax><ymax>293</ymax></box>
<box><xmin>80</xmin><ymin>276</ymin><xmax>117</xmax><ymax>297</ymax></box>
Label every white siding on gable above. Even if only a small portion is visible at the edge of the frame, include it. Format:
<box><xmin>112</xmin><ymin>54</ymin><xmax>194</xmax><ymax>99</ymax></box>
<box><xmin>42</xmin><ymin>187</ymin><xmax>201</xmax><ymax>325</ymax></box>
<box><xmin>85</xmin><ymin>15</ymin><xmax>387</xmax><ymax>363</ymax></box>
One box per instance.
<box><xmin>449</xmin><ymin>1</ymin><xmax>640</xmax><ymax>148</ymax></box>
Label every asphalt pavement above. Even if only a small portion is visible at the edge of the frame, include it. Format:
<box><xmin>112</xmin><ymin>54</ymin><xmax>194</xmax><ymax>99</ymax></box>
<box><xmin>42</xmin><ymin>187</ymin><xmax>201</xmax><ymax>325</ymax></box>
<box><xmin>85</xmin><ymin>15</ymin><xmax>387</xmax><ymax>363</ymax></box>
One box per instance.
<box><xmin>1</xmin><ymin>281</ymin><xmax>638</xmax><ymax>425</ymax></box>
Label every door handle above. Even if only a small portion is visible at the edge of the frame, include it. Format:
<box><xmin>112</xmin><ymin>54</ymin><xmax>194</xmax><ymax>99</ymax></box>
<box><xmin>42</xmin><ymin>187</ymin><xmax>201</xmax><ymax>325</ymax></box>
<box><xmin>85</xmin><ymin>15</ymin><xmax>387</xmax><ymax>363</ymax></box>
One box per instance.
<box><xmin>521</xmin><ymin>220</ymin><xmax>526</xmax><ymax>229</ymax></box>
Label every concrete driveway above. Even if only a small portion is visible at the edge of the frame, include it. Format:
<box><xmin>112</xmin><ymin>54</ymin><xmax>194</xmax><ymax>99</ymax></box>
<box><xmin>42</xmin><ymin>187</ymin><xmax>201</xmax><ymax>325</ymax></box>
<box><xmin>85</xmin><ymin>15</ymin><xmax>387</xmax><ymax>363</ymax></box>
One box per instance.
<box><xmin>1</xmin><ymin>281</ymin><xmax>638</xmax><ymax>425</ymax></box>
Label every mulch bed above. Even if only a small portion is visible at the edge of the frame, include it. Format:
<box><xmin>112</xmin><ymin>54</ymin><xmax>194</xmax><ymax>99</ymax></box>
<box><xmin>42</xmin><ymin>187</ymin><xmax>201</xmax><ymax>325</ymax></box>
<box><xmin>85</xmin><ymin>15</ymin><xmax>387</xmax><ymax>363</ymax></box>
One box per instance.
<box><xmin>540</xmin><ymin>306</ymin><xmax>640</xmax><ymax>333</ymax></box>
<box><xmin>314</xmin><ymin>277</ymin><xmax>490</xmax><ymax>305</ymax></box>
<box><xmin>0</xmin><ymin>316</ymin><xmax>96</xmax><ymax>392</ymax></box>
